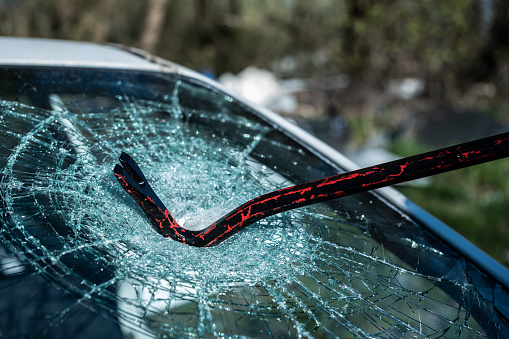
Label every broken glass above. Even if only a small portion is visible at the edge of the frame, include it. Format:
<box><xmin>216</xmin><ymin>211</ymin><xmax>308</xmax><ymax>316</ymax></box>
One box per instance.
<box><xmin>0</xmin><ymin>67</ymin><xmax>508</xmax><ymax>338</ymax></box>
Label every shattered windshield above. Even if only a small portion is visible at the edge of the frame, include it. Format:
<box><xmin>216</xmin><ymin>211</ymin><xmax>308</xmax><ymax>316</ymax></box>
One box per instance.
<box><xmin>1</xmin><ymin>67</ymin><xmax>508</xmax><ymax>338</ymax></box>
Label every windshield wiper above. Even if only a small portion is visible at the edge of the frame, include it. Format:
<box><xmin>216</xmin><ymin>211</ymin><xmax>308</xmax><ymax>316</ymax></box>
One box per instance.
<box><xmin>114</xmin><ymin>132</ymin><xmax>509</xmax><ymax>247</ymax></box>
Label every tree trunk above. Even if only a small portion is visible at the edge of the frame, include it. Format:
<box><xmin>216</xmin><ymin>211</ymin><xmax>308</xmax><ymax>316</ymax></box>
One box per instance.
<box><xmin>343</xmin><ymin>0</ymin><xmax>371</xmax><ymax>78</ymax></box>
<box><xmin>139</xmin><ymin>0</ymin><xmax>167</xmax><ymax>53</ymax></box>
<box><xmin>466</xmin><ymin>0</ymin><xmax>509</xmax><ymax>82</ymax></box>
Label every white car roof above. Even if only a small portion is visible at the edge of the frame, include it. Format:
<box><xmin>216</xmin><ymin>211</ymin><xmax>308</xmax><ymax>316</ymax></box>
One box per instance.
<box><xmin>0</xmin><ymin>36</ymin><xmax>163</xmax><ymax>71</ymax></box>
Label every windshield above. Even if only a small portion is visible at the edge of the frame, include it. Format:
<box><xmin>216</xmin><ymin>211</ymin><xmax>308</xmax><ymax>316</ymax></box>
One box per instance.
<box><xmin>1</xmin><ymin>67</ymin><xmax>507</xmax><ymax>338</ymax></box>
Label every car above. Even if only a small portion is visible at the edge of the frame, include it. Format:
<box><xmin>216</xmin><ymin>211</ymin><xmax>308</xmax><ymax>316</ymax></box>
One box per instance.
<box><xmin>0</xmin><ymin>37</ymin><xmax>508</xmax><ymax>338</ymax></box>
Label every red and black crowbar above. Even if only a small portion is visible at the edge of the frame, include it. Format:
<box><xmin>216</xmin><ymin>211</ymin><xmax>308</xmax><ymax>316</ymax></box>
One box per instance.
<box><xmin>114</xmin><ymin>132</ymin><xmax>509</xmax><ymax>247</ymax></box>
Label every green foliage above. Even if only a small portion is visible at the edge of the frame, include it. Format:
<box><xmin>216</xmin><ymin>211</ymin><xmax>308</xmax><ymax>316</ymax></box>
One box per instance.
<box><xmin>1</xmin><ymin>0</ymin><xmax>505</xmax><ymax>94</ymax></box>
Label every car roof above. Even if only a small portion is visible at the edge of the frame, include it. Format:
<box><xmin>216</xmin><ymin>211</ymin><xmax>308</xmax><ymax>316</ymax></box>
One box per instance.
<box><xmin>0</xmin><ymin>36</ymin><xmax>164</xmax><ymax>71</ymax></box>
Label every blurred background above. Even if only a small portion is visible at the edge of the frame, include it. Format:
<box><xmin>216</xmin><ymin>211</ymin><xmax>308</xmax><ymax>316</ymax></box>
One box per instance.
<box><xmin>1</xmin><ymin>0</ymin><xmax>508</xmax><ymax>267</ymax></box>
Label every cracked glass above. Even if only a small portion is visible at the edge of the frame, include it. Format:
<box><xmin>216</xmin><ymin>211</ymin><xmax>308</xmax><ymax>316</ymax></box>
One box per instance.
<box><xmin>0</xmin><ymin>67</ymin><xmax>508</xmax><ymax>338</ymax></box>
